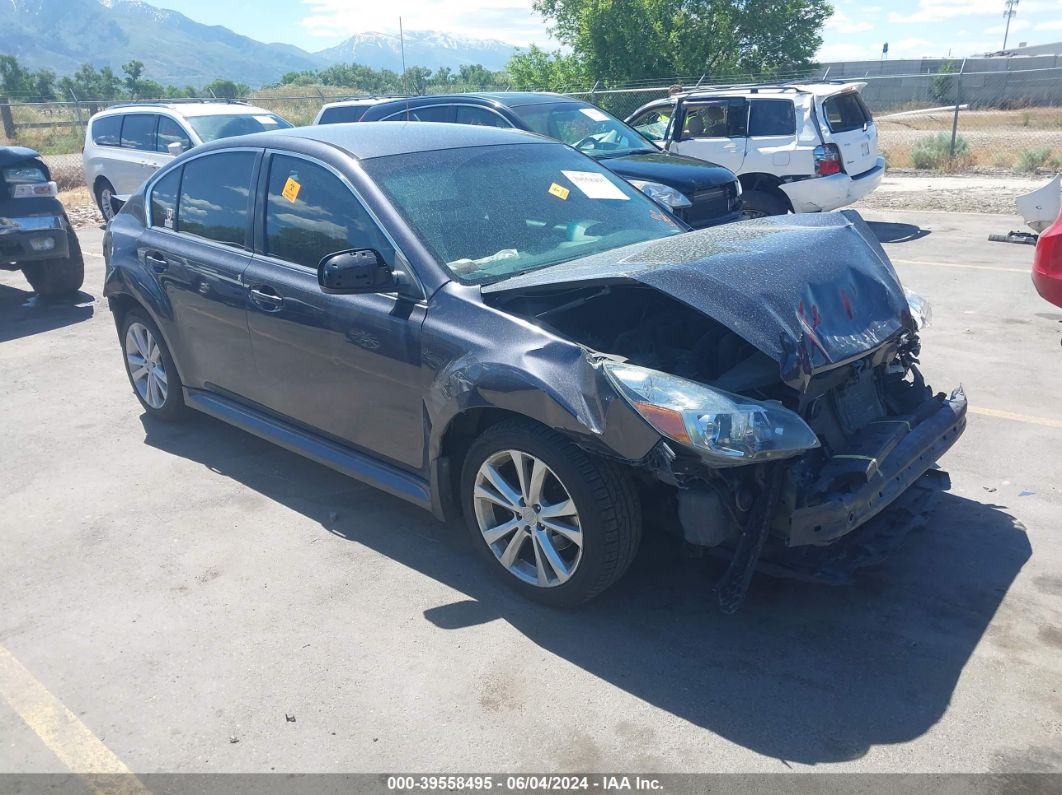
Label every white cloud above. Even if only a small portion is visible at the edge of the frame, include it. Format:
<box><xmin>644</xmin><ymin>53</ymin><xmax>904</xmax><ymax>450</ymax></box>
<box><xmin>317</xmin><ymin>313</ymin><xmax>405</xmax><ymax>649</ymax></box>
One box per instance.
<box><xmin>826</xmin><ymin>8</ymin><xmax>874</xmax><ymax>32</ymax></box>
<box><xmin>888</xmin><ymin>0</ymin><xmax>1012</xmax><ymax>23</ymax></box>
<box><xmin>299</xmin><ymin>0</ymin><xmax>551</xmax><ymax>46</ymax></box>
<box><xmin>1042</xmin><ymin>19</ymin><xmax>1062</xmax><ymax>28</ymax></box>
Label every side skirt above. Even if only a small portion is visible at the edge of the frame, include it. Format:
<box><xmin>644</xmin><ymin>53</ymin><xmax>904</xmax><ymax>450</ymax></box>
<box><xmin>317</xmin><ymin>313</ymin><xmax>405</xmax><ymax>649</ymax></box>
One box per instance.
<box><xmin>184</xmin><ymin>388</ymin><xmax>433</xmax><ymax>512</ymax></box>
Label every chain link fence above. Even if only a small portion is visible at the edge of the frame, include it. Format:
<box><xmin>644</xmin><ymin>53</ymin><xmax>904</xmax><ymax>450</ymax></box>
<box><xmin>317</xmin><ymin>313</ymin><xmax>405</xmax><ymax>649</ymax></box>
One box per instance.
<box><xmin>5</xmin><ymin>63</ymin><xmax>1062</xmax><ymax>183</ymax></box>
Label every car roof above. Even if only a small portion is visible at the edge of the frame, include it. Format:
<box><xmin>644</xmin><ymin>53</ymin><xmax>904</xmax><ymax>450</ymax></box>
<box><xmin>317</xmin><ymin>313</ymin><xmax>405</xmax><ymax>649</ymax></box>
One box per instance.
<box><xmin>321</xmin><ymin>96</ymin><xmax>406</xmax><ymax>109</ymax></box>
<box><xmin>196</xmin><ymin>121</ymin><xmax>552</xmax><ymax>160</ymax></box>
<box><xmin>91</xmin><ymin>102</ymin><xmax>280</xmax><ymax>119</ymax></box>
<box><xmin>391</xmin><ymin>92</ymin><xmax>574</xmax><ymax>108</ymax></box>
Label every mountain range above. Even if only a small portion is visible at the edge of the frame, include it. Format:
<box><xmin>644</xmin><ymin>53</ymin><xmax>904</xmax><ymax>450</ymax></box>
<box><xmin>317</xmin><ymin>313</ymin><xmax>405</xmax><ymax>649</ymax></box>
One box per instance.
<box><xmin>0</xmin><ymin>0</ymin><xmax>519</xmax><ymax>87</ymax></box>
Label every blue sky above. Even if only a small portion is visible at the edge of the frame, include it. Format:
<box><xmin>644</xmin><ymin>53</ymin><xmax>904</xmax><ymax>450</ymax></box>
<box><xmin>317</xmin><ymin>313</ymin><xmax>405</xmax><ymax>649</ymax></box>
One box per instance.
<box><xmin>161</xmin><ymin>0</ymin><xmax>1062</xmax><ymax>58</ymax></box>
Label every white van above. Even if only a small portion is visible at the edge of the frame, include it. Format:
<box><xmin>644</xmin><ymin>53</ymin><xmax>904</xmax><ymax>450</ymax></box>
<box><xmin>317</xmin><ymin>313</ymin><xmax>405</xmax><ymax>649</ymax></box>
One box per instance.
<box><xmin>82</xmin><ymin>100</ymin><xmax>292</xmax><ymax>219</ymax></box>
<box><xmin>627</xmin><ymin>83</ymin><xmax>885</xmax><ymax>217</ymax></box>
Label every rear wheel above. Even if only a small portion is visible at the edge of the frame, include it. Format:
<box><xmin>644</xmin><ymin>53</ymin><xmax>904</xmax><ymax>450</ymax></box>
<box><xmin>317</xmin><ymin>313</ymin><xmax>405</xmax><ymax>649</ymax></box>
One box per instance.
<box><xmin>95</xmin><ymin>178</ymin><xmax>117</xmax><ymax>221</ymax></box>
<box><xmin>21</xmin><ymin>228</ymin><xmax>85</xmax><ymax>297</ymax></box>
<box><xmin>120</xmin><ymin>309</ymin><xmax>187</xmax><ymax>421</ymax></box>
<box><xmin>740</xmin><ymin>189</ymin><xmax>790</xmax><ymax>218</ymax></box>
<box><xmin>460</xmin><ymin>419</ymin><xmax>641</xmax><ymax>607</ymax></box>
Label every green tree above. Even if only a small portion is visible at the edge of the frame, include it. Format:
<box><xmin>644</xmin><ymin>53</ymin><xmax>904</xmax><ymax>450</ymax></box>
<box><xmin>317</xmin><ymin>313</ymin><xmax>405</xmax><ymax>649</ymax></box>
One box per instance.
<box><xmin>57</xmin><ymin>64</ymin><xmax>122</xmax><ymax>100</ymax></box>
<box><xmin>203</xmin><ymin>79</ymin><xmax>249</xmax><ymax>99</ymax></box>
<box><xmin>508</xmin><ymin>46</ymin><xmax>586</xmax><ymax>90</ymax></box>
<box><xmin>528</xmin><ymin>0</ymin><xmax>831</xmax><ymax>85</ymax></box>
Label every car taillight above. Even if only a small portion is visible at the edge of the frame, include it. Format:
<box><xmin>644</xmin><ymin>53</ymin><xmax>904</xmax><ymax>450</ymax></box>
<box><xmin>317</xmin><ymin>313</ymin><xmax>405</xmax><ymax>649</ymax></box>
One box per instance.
<box><xmin>814</xmin><ymin>144</ymin><xmax>844</xmax><ymax>177</ymax></box>
<box><xmin>1034</xmin><ymin>212</ymin><xmax>1062</xmax><ymax>279</ymax></box>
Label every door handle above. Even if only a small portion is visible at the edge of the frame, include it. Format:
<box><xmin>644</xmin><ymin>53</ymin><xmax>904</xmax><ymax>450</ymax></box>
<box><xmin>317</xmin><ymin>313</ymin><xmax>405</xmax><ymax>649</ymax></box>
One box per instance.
<box><xmin>249</xmin><ymin>285</ymin><xmax>284</xmax><ymax>311</ymax></box>
<box><xmin>144</xmin><ymin>251</ymin><xmax>168</xmax><ymax>273</ymax></box>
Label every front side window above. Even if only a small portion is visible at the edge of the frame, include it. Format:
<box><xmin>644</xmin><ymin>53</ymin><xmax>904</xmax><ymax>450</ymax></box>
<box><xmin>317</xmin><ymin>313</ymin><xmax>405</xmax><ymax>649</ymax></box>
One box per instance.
<box><xmin>184</xmin><ymin>113</ymin><xmax>291</xmax><ymax>143</ymax></box>
<box><xmin>455</xmin><ymin>106</ymin><xmax>510</xmax><ymax>128</ymax></box>
<box><xmin>628</xmin><ymin>107</ymin><xmax>672</xmax><ymax>142</ymax></box>
<box><xmin>748</xmin><ymin>99</ymin><xmax>796</xmax><ymax>136</ymax></box>
<box><xmin>120</xmin><ymin>114</ymin><xmax>156</xmax><ymax>151</ymax></box>
<box><xmin>362</xmin><ymin>142</ymin><xmax>683</xmax><ymax>285</ymax></box>
<box><xmin>509</xmin><ymin>102</ymin><xmax>656</xmax><ymax>157</ymax></box>
<box><xmin>383</xmin><ymin>105</ymin><xmax>455</xmax><ymax>123</ymax></box>
<box><xmin>150</xmin><ymin>167</ymin><xmax>181</xmax><ymax>230</ymax></box>
<box><xmin>264</xmin><ymin>154</ymin><xmax>392</xmax><ymax>269</ymax></box>
<box><xmin>156</xmin><ymin>117</ymin><xmax>192</xmax><ymax>153</ymax></box>
<box><xmin>823</xmin><ymin>93</ymin><xmax>871</xmax><ymax>133</ymax></box>
<box><xmin>91</xmin><ymin>115</ymin><xmax>122</xmax><ymax>147</ymax></box>
<box><xmin>177</xmin><ymin>151</ymin><xmax>256</xmax><ymax>246</ymax></box>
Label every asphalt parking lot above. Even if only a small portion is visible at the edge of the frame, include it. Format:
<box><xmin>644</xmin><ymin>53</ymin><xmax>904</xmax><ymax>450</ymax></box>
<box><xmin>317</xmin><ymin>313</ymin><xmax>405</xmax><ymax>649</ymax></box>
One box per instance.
<box><xmin>1</xmin><ymin>208</ymin><xmax>1061</xmax><ymax>776</ymax></box>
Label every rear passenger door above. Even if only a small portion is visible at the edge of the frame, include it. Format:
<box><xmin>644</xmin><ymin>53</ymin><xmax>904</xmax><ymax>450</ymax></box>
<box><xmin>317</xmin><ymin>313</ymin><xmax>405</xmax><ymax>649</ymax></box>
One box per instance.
<box><xmin>138</xmin><ymin>149</ymin><xmax>260</xmax><ymax>395</ymax></box>
<box><xmin>745</xmin><ymin>98</ymin><xmax>798</xmax><ymax>172</ymax></box>
<box><xmin>241</xmin><ymin>151</ymin><xmax>427</xmax><ymax>469</ymax></box>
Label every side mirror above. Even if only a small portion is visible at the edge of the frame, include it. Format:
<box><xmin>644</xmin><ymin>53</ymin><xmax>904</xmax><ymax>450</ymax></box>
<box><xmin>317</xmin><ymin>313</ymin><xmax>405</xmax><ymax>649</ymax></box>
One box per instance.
<box><xmin>318</xmin><ymin>249</ymin><xmax>396</xmax><ymax>294</ymax></box>
<box><xmin>167</xmin><ymin>141</ymin><xmax>187</xmax><ymax>157</ymax></box>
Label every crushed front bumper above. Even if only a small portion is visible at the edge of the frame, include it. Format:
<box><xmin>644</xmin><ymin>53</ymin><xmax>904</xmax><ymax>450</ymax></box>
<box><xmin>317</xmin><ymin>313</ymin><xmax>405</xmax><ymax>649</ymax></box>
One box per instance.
<box><xmin>0</xmin><ymin>214</ymin><xmax>69</xmax><ymax>266</ymax></box>
<box><xmin>785</xmin><ymin>387</ymin><xmax>967</xmax><ymax>546</ymax></box>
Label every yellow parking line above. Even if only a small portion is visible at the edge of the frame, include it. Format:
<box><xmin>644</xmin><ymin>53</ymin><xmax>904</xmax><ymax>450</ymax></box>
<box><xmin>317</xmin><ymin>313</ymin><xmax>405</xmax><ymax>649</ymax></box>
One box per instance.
<box><xmin>0</xmin><ymin>645</ymin><xmax>149</xmax><ymax>795</ymax></box>
<box><xmin>970</xmin><ymin>406</ymin><xmax>1062</xmax><ymax>429</ymax></box>
<box><xmin>892</xmin><ymin>258</ymin><xmax>1028</xmax><ymax>274</ymax></box>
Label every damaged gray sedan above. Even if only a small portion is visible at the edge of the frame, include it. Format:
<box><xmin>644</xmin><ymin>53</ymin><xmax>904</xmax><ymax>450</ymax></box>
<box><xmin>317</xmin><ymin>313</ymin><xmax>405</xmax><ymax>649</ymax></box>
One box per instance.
<box><xmin>104</xmin><ymin>123</ymin><xmax>966</xmax><ymax>610</ymax></box>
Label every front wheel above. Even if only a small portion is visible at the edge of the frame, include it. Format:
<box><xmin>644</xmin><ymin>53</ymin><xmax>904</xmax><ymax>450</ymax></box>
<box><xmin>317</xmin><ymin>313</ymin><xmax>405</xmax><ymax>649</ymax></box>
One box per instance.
<box><xmin>120</xmin><ymin>309</ymin><xmax>187</xmax><ymax>421</ymax></box>
<box><xmin>95</xmin><ymin>179</ymin><xmax>117</xmax><ymax>222</ymax></box>
<box><xmin>740</xmin><ymin>189</ymin><xmax>790</xmax><ymax>218</ymax></box>
<box><xmin>460</xmin><ymin>419</ymin><xmax>641</xmax><ymax>607</ymax></box>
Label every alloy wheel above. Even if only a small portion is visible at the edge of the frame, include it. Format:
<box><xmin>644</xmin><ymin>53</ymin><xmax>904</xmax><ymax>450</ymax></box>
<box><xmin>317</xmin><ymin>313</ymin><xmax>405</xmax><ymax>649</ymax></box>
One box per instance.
<box><xmin>125</xmin><ymin>322</ymin><xmax>168</xmax><ymax>409</ymax></box>
<box><xmin>472</xmin><ymin>449</ymin><xmax>583</xmax><ymax>588</ymax></box>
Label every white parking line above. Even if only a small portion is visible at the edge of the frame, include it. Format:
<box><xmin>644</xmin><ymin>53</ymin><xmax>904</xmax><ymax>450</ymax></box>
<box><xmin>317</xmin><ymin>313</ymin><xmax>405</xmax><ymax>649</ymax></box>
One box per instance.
<box><xmin>892</xmin><ymin>258</ymin><xmax>1029</xmax><ymax>274</ymax></box>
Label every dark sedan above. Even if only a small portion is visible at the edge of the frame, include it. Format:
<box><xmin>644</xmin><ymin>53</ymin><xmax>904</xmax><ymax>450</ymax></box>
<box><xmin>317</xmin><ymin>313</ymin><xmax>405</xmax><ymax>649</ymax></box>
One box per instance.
<box><xmin>330</xmin><ymin>92</ymin><xmax>743</xmax><ymax>229</ymax></box>
<box><xmin>104</xmin><ymin>124</ymin><xmax>966</xmax><ymax>610</ymax></box>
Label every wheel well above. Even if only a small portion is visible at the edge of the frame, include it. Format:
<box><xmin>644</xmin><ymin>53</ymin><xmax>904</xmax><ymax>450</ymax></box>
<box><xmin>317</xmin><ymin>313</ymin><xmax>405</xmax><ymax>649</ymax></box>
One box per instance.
<box><xmin>436</xmin><ymin>407</ymin><xmax>543</xmax><ymax>518</ymax></box>
<box><xmin>107</xmin><ymin>293</ymin><xmax>140</xmax><ymax>331</ymax></box>
<box><xmin>93</xmin><ymin>175</ymin><xmax>112</xmax><ymax>195</ymax></box>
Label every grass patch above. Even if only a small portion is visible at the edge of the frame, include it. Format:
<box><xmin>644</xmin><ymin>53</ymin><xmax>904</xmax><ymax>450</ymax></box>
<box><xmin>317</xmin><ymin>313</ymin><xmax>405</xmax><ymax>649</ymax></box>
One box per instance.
<box><xmin>1015</xmin><ymin>147</ymin><xmax>1061</xmax><ymax>174</ymax></box>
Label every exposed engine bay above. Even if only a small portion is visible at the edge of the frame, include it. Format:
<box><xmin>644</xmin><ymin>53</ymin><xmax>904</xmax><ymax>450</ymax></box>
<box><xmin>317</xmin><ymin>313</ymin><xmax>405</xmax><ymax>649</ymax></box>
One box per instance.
<box><xmin>486</xmin><ymin>281</ymin><xmax>967</xmax><ymax>609</ymax></box>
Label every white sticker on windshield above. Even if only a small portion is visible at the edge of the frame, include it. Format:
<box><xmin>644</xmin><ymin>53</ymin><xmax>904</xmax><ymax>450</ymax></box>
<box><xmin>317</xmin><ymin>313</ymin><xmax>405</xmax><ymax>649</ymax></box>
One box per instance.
<box><xmin>579</xmin><ymin>107</ymin><xmax>609</xmax><ymax>122</ymax></box>
<box><xmin>253</xmin><ymin>115</ymin><xmax>276</xmax><ymax>124</ymax></box>
<box><xmin>561</xmin><ymin>170</ymin><xmax>629</xmax><ymax>200</ymax></box>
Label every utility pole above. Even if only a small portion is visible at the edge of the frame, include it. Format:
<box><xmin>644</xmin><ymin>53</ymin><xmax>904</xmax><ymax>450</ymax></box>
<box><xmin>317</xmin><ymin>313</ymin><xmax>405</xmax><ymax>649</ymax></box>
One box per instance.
<box><xmin>1002</xmin><ymin>0</ymin><xmax>1019</xmax><ymax>52</ymax></box>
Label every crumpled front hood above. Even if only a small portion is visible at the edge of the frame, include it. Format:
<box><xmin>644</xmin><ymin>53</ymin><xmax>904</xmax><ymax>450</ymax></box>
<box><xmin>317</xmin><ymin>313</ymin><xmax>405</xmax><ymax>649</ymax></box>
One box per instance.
<box><xmin>484</xmin><ymin>210</ymin><xmax>915</xmax><ymax>388</ymax></box>
<box><xmin>0</xmin><ymin>146</ymin><xmax>43</xmax><ymax>170</ymax></box>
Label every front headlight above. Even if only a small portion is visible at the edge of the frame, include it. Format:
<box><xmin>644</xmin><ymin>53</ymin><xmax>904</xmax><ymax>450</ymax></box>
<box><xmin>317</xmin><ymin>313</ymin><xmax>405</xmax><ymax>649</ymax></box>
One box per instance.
<box><xmin>628</xmin><ymin>179</ymin><xmax>692</xmax><ymax>209</ymax></box>
<box><xmin>603</xmin><ymin>362</ymin><xmax>820</xmax><ymax>466</ymax></box>
<box><xmin>904</xmin><ymin>289</ymin><xmax>932</xmax><ymax>330</ymax></box>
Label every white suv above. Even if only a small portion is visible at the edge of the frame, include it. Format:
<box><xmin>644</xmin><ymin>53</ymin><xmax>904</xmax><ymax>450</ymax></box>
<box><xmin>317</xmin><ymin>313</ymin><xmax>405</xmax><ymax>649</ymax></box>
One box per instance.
<box><xmin>627</xmin><ymin>83</ymin><xmax>885</xmax><ymax>217</ymax></box>
<box><xmin>82</xmin><ymin>100</ymin><xmax>292</xmax><ymax>219</ymax></box>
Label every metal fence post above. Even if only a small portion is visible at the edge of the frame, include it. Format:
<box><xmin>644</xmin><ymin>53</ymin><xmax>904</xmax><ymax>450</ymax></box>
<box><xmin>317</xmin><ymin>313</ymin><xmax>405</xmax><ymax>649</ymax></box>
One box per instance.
<box><xmin>949</xmin><ymin>59</ymin><xmax>966</xmax><ymax>158</ymax></box>
<box><xmin>0</xmin><ymin>97</ymin><xmax>15</xmax><ymax>141</ymax></box>
<box><xmin>68</xmin><ymin>90</ymin><xmax>85</xmax><ymax>131</ymax></box>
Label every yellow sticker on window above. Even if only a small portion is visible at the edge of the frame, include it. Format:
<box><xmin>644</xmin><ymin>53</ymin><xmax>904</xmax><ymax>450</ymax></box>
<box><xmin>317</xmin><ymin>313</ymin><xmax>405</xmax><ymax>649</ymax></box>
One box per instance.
<box><xmin>548</xmin><ymin>182</ymin><xmax>570</xmax><ymax>200</ymax></box>
<box><xmin>282</xmin><ymin>177</ymin><xmax>301</xmax><ymax>203</ymax></box>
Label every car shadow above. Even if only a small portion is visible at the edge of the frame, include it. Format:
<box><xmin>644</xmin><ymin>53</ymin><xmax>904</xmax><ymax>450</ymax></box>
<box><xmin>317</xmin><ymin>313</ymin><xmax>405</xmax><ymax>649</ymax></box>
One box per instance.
<box><xmin>142</xmin><ymin>412</ymin><xmax>1030</xmax><ymax>766</ymax></box>
<box><xmin>0</xmin><ymin>283</ymin><xmax>95</xmax><ymax>343</ymax></box>
<box><xmin>868</xmin><ymin>221</ymin><xmax>931</xmax><ymax>244</ymax></box>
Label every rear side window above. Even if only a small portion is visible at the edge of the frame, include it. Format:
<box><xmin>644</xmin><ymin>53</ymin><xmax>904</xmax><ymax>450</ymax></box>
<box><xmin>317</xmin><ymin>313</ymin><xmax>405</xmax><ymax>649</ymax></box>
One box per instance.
<box><xmin>150</xmin><ymin>168</ymin><xmax>181</xmax><ymax>230</ymax></box>
<box><xmin>455</xmin><ymin>106</ymin><xmax>510</xmax><ymax>127</ymax></box>
<box><xmin>319</xmin><ymin>105</ymin><xmax>364</xmax><ymax>124</ymax></box>
<box><xmin>91</xmin><ymin>115</ymin><xmax>122</xmax><ymax>147</ymax></box>
<box><xmin>156</xmin><ymin>117</ymin><xmax>192</xmax><ymax>153</ymax></box>
<box><xmin>177</xmin><ymin>151</ymin><xmax>256</xmax><ymax>246</ymax></box>
<box><xmin>120</xmin><ymin>114</ymin><xmax>156</xmax><ymax>151</ymax></box>
<box><xmin>263</xmin><ymin>154</ymin><xmax>392</xmax><ymax>269</ymax></box>
<box><xmin>748</xmin><ymin>100</ymin><xmax>796</xmax><ymax>136</ymax></box>
<box><xmin>823</xmin><ymin>93</ymin><xmax>870</xmax><ymax>133</ymax></box>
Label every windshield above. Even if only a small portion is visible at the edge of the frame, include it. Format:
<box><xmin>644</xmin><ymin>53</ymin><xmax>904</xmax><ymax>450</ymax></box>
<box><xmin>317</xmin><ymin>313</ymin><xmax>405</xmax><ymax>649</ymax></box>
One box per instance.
<box><xmin>362</xmin><ymin>143</ymin><xmax>684</xmax><ymax>284</ymax></box>
<box><xmin>186</xmin><ymin>113</ymin><xmax>292</xmax><ymax>142</ymax></box>
<box><xmin>510</xmin><ymin>101</ymin><xmax>658</xmax><ymax>158</ymax></box>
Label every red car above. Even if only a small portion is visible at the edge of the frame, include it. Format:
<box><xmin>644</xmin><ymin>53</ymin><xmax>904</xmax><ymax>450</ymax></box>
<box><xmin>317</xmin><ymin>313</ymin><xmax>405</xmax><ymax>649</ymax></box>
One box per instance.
<box><xmin>1033</xmin><ymin>211</ymin><xmax>1062</xmax><ymax>308</ymax></box>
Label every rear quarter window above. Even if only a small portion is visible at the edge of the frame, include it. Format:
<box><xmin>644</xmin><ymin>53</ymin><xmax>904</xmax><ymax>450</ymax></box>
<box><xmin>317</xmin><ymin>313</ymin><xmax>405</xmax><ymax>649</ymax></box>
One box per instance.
<box><xmin>823</xmin><ymin>93</ymin><xmax>870</xmax><ymax>133</ymax></box>
<box><xmin>91</xmin><ymin>115</ymin><xmax>122</xmax><ymax>147</ymax></box>
<box><xmin>748</xmin><ymin>99</ymin><xmax>796</xmax><ymax>136</ymax></box>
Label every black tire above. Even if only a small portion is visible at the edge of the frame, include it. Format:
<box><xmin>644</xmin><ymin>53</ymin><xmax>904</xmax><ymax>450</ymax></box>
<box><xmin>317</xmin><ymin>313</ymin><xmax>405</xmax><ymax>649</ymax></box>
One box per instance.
<box><xmin>740</xmin><ymin>189</ymin><xmax>790</xmax><ymax>218</ymax></box>
<box><xmin>460</xmin><ymin>418</ymin><xmax>641</xmax><ymax>607</ymax></box>
<box><xmin>95</xmin><ymin>178</ymin><xmax>117</xmax><ymax>221</ymax></box>
<box><xmin>22</xmin><ymin>228</ymin><xmax>85</xmax><ymax>297</ymax></box>
<box><xmin>119</xmin><ymin>308</ymin><xmax>187</xmax><ymax>421</ymax></box>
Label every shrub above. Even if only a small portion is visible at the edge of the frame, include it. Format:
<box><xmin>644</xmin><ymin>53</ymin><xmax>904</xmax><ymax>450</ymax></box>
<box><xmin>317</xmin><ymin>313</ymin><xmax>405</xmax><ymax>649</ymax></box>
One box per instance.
<box><xmin>910</xmin><ymin>132</ymin><xmax>970</xmax><ymax>170</ymax></box>
<box><xmin>1015</xmin><ymin>147</ymin><xmax>1054</xmax><ymax>174</ymax></box>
